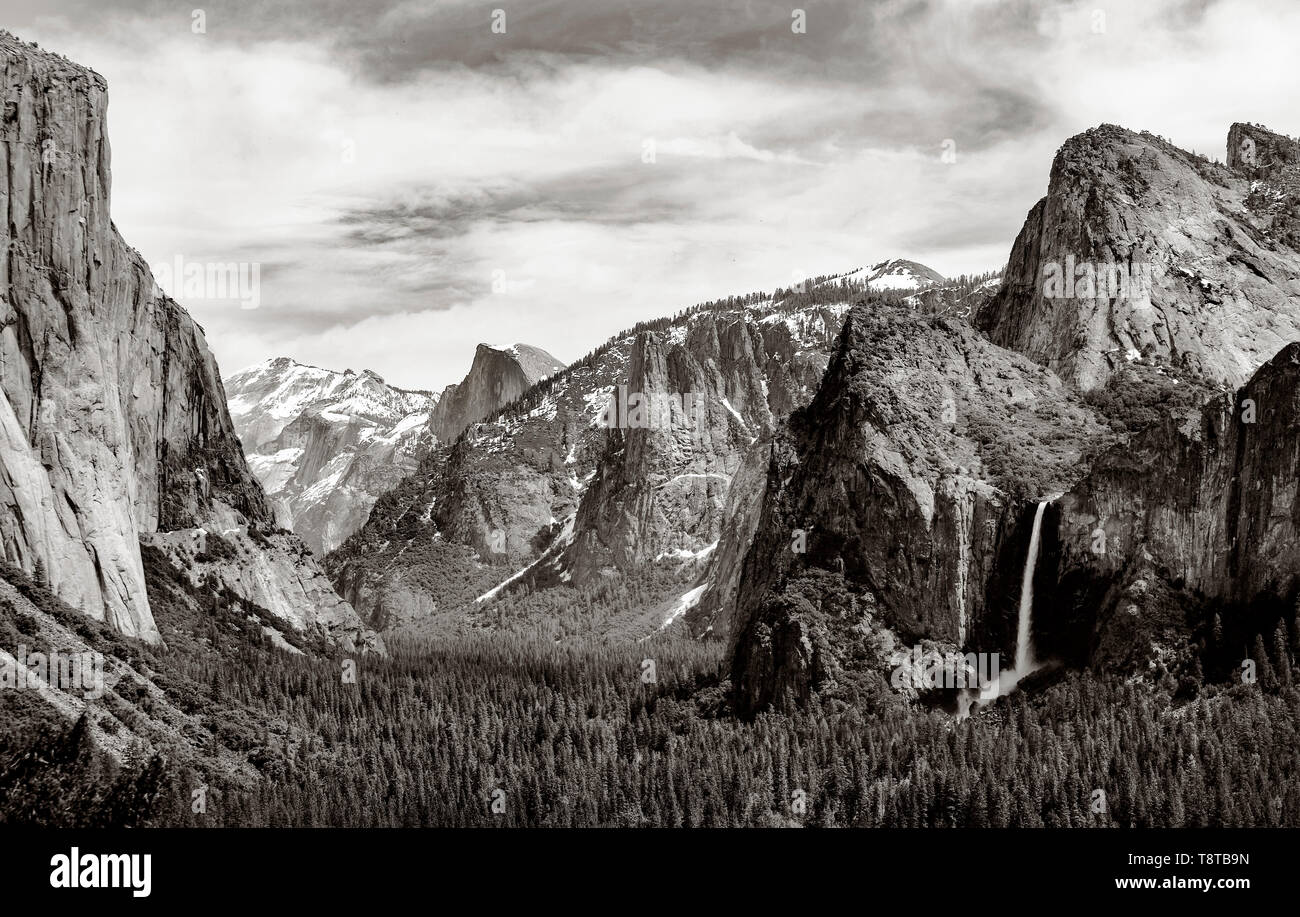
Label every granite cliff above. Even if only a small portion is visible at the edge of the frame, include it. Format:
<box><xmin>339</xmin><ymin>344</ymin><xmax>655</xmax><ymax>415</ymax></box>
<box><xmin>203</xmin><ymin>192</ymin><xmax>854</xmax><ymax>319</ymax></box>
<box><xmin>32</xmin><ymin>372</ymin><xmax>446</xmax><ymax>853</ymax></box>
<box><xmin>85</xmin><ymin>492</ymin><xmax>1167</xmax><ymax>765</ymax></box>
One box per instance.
<box><xmin>427</xmin><ymin>343</ymin><xmax>564</xmax><ymax>443</ymax></box>
<box><xmin>0</xmin><ymin>34</ymin><xmax>375</xmax><ymax>651</ymax></box>
<box><xmin>719</xmin><ymin>304</ymin><xmax>1112</xmax><ymax>714</ymax></box>
<box><xmin>729</xmin><ymin>122</ymin><xmax>1300</xmax><ymax>714</ymax></box>
<box><xmin>977</xmin><ymin>123</ymin><xmax>1300</xmax><ymax>391</ymax></box>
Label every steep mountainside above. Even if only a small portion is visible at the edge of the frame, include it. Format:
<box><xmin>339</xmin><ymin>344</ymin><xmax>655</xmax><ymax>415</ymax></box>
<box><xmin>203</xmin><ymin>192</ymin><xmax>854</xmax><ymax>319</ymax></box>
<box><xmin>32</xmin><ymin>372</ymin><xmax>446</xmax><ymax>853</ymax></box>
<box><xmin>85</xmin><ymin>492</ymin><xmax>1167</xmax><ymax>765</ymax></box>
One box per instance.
<box><xmin>977</xmin><ymin>123</ymin><xmax>1300</xmax><ymax>391</ymax></box>
<box><xmin>1040</xmin><ymin>343</ymin><xmax>1300</xmax><ymax>672</ymax></box>
<box><xmin>427</xmin><ymin>343</ymin><xmax>564</xmax><ymax>443</ymax></box>
<box><xmin>0</xmin><ymin>34</ymin><xmax>375</xmax><ymax>651</ymax></box>
<box><xmin>227</xmin><ymin>359</ymin><xmax>435</xmax><ymax>555</ymax></box>
<box><xmin>326</xmin><ymin>273</ymin><xmax>940</xmax><ymax>634</ymax></box>
<box><xmin>716</xmin><ymin>304</ymin><xmax>1113</xmax><ymax>714</ymax></box>
<box><xmin>729</xmin><ymin>122</ymin><xmax>1300</xmax><ymax>715</ymax></box>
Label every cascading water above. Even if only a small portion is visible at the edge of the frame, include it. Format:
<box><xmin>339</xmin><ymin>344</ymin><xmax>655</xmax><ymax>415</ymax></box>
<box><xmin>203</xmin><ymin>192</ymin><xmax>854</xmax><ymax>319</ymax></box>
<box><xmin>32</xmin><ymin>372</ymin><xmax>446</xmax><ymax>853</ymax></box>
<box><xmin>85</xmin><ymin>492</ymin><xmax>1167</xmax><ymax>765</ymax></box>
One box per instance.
<box><xmin>957</xmin><ymin>499</ymin><xmax>1049</xmax><ymax>717</ymax></box>
<box><xmin>1013</xmin><ymin>500</ymin><xmax>1049</xmax><ymax>676</ymax></box>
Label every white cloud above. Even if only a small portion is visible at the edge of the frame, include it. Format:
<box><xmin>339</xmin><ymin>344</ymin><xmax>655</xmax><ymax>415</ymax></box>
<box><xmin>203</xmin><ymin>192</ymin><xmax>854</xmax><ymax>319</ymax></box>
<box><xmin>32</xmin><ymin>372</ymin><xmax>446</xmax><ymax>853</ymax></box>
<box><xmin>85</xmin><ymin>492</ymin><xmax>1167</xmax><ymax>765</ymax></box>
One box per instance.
<box><xmin>20</xmin><ymin>0</ymin><xmax>1298</xmax><ymax>390</ymax></box>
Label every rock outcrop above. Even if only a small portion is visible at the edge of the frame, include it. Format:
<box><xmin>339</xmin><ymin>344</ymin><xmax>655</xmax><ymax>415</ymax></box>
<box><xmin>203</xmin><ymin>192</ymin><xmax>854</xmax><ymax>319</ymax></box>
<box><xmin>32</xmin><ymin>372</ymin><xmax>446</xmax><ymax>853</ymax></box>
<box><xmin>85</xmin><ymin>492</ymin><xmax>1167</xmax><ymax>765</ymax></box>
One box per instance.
<box><xmin>227</xmin><ymin>359</ymin><xmax>435</xmax><ymax>555</ymax></box>
<box><xmin>428</xmin><ymin>343</ymin><xmax>564</xmax><ymax>443</ymax></box>
<box><xmin>719</xmin><ymin>302</ymin><xmax>1113</xmax><ymax>714</ymax></box>
<box><xmin>977</xmin><ymin>124</ymin><xmax>1300</xmax><ymax>391</ymax></box>
<box><xmin>0</xmin><ymin>33</ymin><xmax>375</xmax><ymax>650</ymax></box>
<box><xmin>1227</xmin><ymin>122</ymin><xmax>1300</xmax><ymax>188</ymax></box>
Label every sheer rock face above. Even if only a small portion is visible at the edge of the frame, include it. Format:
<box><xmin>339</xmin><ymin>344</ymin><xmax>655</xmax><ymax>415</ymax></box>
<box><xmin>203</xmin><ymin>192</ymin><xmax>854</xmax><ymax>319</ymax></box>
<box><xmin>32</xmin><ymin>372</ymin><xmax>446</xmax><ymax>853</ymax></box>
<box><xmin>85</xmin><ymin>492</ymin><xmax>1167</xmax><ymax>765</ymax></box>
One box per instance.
<box><xmin>976</xmin><ymin>124</ymin><xmax>1300</xmax><ymax>392</ymax></box>
<box><xmin>0</xmin><ymin>34</ymin><xmax>375</xmax><ymax>650</ymax></box>
<box><xmin>1227</xmin><ymin>122</ymin><xmax>1300</xmax><ymax>188</ymax></box>
<box><xmin>722</xmin><ymin>305</ymin><xmax>1114</xmax><ymax>715</ymax></box>
<box><xmin>227</xmin><ymin>359</ymin><xmax>436</xmax><ymax>555</ymax></box>
<box><xmin>563</xmin><ymin>309</ymin><xmax>840</xmax><ymax>582</ymax></box>
<box><xmin>1056</xmin><ymin>342</ymin><xmax>1300</xmax><ymax>612</ymax></box>
<box><xmin>428</xmin><ymin>343</ymin><xmax>564</xmax><ymax>443</ymax></box>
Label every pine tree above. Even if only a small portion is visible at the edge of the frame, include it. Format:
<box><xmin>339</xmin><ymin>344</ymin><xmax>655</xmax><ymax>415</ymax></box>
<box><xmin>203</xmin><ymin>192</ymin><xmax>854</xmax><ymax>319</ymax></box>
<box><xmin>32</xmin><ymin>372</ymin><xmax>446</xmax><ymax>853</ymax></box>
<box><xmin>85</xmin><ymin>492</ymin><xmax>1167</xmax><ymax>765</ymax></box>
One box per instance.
<box><xmin>1273</xmin><ymin>620</ymin><xmax>1293</xmax><ymax>688</ymax></box>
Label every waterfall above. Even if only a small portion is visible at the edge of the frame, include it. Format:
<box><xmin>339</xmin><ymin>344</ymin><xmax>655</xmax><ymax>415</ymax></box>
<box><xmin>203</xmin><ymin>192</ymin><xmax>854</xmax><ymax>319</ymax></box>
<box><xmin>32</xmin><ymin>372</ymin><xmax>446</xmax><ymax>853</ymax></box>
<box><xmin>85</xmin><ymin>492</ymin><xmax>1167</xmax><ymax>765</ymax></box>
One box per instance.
<box><xmin>1014</xmin><ymin>500</ymin><xmax>1049</xmax><ymax>675</ymax></box>
<box><xmin>957</xmin><ymin>499</ymin><xmax>1050</xmax><ymax>718</ymax></box>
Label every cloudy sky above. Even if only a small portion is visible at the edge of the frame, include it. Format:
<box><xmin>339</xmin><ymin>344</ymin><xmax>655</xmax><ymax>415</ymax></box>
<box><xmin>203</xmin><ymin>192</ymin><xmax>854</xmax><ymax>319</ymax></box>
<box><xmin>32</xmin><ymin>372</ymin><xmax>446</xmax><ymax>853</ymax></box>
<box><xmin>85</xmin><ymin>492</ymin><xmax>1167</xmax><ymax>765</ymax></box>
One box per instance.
<box><xmin>6</xmin><ymin>0</ymin><xmax>1298</xmax><ymax>389</ymax></box>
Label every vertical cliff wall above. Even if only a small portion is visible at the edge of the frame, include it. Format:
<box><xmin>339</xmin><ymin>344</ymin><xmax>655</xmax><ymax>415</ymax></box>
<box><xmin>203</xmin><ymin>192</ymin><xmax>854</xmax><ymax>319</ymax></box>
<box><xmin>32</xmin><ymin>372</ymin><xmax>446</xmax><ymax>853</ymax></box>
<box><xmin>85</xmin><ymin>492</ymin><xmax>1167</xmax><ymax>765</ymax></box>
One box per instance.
<box><xmin>0</xmin><ymin>33</ymin><xmax>374</xmax><ymax>649</ymax></box>
<box><xmin>722</xmin><ymin>304</ymin><xmax>1114</xmax><ymax>715</ymax></box>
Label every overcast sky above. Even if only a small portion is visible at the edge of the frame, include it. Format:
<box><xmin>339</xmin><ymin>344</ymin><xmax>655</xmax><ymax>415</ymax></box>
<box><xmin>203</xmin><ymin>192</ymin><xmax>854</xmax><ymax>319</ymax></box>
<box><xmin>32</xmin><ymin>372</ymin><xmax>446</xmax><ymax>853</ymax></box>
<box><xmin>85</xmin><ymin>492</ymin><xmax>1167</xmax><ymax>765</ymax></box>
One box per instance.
<box><xmin>7</xmin><ymin>0</ymin><xmax>1298</xmax><ymax>389</ymax></box>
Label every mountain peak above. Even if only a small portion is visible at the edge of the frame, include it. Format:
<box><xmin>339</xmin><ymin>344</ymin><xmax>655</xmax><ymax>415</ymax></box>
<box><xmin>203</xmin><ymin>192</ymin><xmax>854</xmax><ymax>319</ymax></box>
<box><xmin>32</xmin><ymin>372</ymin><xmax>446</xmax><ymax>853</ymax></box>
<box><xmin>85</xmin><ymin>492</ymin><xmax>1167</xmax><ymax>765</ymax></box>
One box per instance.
<box><xmin>476</xmin><ymin>342</ymin><xmax>565</xmax><ymax>382</ymax></box>
<box><xmin>977</xmin><ymin>121</ymin><xmax>1300</xmax><ymax>391</ymax></box>
<box><xmin>429</xmin><ymin>342</ymin><xmax>564</xmax><ymax>442</ymax></box>
<box><xmin>862</xmin><ymin>259</ymin><xmax>946</xmax><ymax>291</ymax></box>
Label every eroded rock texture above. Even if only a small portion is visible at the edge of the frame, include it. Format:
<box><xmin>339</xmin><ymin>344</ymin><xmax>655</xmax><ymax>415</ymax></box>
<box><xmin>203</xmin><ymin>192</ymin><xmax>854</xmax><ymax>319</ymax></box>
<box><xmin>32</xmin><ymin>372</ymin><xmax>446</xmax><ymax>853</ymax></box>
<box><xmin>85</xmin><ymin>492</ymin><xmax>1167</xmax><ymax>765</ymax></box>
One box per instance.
<box><xmin>977</xmin><ymin>124</ymin><xmax>1300</xmax><ymax>391</ymax></box>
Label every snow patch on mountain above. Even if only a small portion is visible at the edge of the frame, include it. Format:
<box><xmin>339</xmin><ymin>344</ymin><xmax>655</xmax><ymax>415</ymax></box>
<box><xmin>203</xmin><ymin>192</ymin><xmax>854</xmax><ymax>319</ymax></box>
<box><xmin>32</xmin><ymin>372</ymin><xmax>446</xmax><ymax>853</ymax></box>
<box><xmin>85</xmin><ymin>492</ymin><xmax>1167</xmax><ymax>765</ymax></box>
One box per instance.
<box><xmin>226</xmin><ymin>358</ymin><xmax>438</xmax><ymax>554</ymax></box>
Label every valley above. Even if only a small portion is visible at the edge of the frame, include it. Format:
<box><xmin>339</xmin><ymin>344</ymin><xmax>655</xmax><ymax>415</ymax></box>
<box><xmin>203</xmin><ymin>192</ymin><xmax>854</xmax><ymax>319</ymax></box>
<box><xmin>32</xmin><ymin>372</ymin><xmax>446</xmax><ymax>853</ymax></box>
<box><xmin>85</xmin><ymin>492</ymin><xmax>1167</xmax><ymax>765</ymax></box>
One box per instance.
<box><xmin>2</xmin><ymin>27</ymin><xmax>1300</xmax><ymax>832</ymax></box>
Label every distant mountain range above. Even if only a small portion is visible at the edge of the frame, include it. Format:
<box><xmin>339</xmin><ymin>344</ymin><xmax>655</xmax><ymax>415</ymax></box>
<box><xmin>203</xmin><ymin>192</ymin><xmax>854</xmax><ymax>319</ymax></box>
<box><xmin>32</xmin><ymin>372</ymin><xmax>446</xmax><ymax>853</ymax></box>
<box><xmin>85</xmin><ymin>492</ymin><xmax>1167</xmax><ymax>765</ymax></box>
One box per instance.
<box><xmin>226</xmin><ymin>345</ymin><xmax>563</xmax><ymax>555</ymax></box>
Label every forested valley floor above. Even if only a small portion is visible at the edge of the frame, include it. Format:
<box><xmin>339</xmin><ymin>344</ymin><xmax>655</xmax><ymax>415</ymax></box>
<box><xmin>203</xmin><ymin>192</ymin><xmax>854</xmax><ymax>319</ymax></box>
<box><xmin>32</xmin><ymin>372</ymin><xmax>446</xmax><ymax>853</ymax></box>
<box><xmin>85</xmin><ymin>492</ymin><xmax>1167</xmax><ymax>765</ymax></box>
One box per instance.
<box><xmin>3</xmin><ymin>559</ymin><xmax>1299</xmax><ymax>828</ymax></box>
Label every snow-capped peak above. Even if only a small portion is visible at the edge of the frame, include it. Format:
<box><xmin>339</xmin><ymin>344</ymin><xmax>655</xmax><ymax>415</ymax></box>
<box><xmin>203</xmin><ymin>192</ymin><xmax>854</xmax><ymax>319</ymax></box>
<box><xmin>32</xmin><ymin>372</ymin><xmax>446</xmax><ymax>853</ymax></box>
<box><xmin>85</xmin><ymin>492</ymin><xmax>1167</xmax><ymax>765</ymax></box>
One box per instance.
<box><xmin>863</xmin><ymin>259</ymin><xmax>946</xmax><ymax>291</ymax></box>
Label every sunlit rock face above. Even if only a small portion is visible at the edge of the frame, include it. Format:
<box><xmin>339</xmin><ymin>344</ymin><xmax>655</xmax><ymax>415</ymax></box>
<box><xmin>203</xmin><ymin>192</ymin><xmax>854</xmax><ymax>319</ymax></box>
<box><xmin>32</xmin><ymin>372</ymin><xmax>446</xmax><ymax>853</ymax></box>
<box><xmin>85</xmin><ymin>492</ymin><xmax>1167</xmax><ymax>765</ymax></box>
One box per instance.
<box><xmin>0</xmin><ymin>33</ymin><xmax>376</xmax><ymax>651</ymax></box>
<box><xmin>977</xmin><ymin>123</ymin><xmax>1300</xmax><ymax>392</ymax></box>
